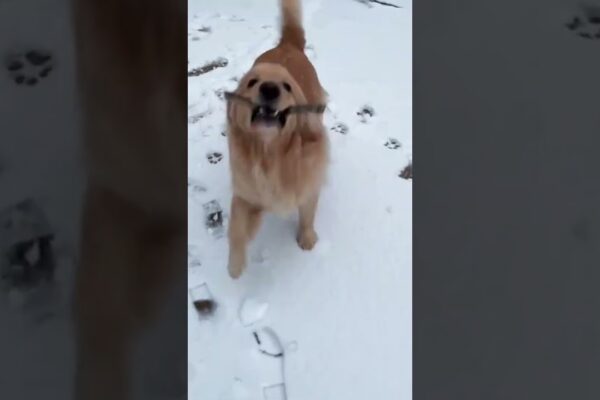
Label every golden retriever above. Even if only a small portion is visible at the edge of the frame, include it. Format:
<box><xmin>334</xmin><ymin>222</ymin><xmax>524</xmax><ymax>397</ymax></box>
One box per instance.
<box><xmin>226</xmin><ymin>0</ymin><xmax>329</xmax><ymax>279</ymax></box>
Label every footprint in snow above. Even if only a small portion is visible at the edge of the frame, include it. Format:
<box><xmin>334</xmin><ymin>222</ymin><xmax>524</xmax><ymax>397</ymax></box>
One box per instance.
<box><xmin>189</xmin><ymin>283</ymin><xmax>216</xmax><ymax>319</ymax></box>
<box><xmin>189</xmin><ymin>26</ymin><xmax>212</xmax><ymax>42</ymax></box>
<box><xmin>5</xmin><ymin>49</ymin><xmax>54</xmax><ymax>86</ymax></box>
<box><xmin>214</xmin><ymin>88</ymin><xmax>226</xmax><ymax>100</ymax></box>
<box><xmin>209</xmin><ymin>296</ymin><xmax>289</xmax><ymax>399</ymax></box>
<box><xmin>188</xmin><ymin>179</ymin><xmax>207</xmax><ymax>193</ymax></box>
<box><xmin>330</xmin><ymin>122</ymin><xmax>349</xmax><ymax>135</ymax></box>
<box><xmin>384</xmin><ymin>138</ymin><xmax>401</xmax><ymax>150</ymax></box>
<box><xmin>565</xmin><ymin>4</ymin><xmax>600</xmax><ymax>39</ymax></box>
<box><xmin>207</xmin><ymin>152</ymin><xmax>223</xmax><ymax>164</ymax></box>
<box><xmin>357</xmin><ymin>104</ymin><xmax>375</xmax><ymax>123</ymax></box>
<box><xmin>224</xmin><ymin>327</ymin><xmax>287</xmax><ymax>400</ymax></box>
<box><xmin>203</xmin><ymin>199</ymin><xmax>225</xmax><ymax>238</ymax></box>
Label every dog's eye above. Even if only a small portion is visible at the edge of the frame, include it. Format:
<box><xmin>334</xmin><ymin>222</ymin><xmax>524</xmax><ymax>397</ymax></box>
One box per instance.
<box><xmin>283</xmin><ymin>82</ymin><xmax>292</xmax><ymax>92</ymax></box>
<box><xmin>247</xmin><ymin>79</ymin><xmax>258</xmax><ymax>88</ymax></box>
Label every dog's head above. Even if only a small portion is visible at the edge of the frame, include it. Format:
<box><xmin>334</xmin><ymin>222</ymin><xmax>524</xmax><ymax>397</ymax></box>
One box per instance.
<box><xmin>228</xmin><ymin>62</ymin><xmax>308</xmax><ymax>139</ymax></box>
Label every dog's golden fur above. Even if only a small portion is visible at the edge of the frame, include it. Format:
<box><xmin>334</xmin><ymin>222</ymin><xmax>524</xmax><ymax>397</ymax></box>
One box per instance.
<box><xmin>72</xmin><ymin>0</ymin><xmax>185</xmax><ymax>399</ymax></box>
<box><xmin>227</xmin><ymin>0</ymin><xmax>329</xmax><ymax>278</ymax></box>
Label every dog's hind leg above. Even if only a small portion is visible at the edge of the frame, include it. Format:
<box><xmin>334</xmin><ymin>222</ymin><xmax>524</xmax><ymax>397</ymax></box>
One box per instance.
<box><xmin>228</xmin><ymin>196</ymin><xmax>263</xmax><ymax>279</ymax></box>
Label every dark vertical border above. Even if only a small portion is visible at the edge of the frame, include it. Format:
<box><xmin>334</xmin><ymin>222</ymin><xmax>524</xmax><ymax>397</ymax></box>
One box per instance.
<box><xmin>0</xmin><ymin>0</ymin><xmax>188</xmax><ymax>398</ymax></box>
<box><xmin>414</xmin><ymin>1</ymin><xmax>600</xmax><ymax>399</ymax></box>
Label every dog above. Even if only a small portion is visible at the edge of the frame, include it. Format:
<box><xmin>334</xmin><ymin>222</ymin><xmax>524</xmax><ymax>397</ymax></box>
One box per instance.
<box><xmin>71</xmin><ymin>0</ymin><xmax>186</xmax><ymax>399</ymax></box>
<box><xmin>226</xmin><ymin>0</ymin><xmax>329</xmax><ymax>279</ymax></box>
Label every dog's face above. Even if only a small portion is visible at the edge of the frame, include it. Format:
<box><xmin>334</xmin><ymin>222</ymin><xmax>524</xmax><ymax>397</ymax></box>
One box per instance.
<box><xmin>228</xmin><ymin>62</ymin><xmax>307</xmax><ymax>138</ymax></box>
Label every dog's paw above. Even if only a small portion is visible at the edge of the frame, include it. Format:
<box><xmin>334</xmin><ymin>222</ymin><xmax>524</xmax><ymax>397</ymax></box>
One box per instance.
<box><xmin>228</xmin><ymin>263</ymin><xmax>245</xmax><ymax>279</ymax></box>
<box><xmin>228</xmin><ymin>251</ymin><xmax>246</xmax><ymax>279</ymax></box>
<box><xmin>297</xmin><ymin>228</ymin><xmax>318</xmax><ymax>250</ymax></box>
<box><xmin>5</xmin><ymin>49</ymin><xmax>54</xmax><ymax>86</ymax></box>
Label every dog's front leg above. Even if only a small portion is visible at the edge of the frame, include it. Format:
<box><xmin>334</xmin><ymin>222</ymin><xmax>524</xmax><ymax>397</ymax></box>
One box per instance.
<box><xmin>297</xmin><ymin>192</ymin><xmax>320</xmax><ymax>250</ymax></box>
<box><xmin>228</xmin><ymin>196</ymin><xmax>262</xmax><ymax>279</ymax></box>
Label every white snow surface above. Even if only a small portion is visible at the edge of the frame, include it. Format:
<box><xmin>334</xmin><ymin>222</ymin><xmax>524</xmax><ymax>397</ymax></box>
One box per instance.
<box><xmin>187</xmin><ymin>0</ymin><xmax>413</xmax><ymax>399</ymax></box>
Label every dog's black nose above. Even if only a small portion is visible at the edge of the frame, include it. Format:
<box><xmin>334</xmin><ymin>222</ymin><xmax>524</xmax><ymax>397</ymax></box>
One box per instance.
<box><xmin>259</xmin><ymin>82</ymin><xmax>280</xmax><ymax>102</ymax></box>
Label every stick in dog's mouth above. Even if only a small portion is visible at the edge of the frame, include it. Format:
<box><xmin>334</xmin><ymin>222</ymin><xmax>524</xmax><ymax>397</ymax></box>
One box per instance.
<box><xmin>251</xmin><ymin>104</ymin><xmax>289</xmax><ymax>127</ymax></box>
<box><xmin>225</xmin><ymin>91</ymin><xmax>326</xmax><ymax>128</ymax></box>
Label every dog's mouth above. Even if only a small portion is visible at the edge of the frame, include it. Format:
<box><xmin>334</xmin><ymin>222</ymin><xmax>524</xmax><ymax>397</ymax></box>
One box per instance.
<box><xmin>251</xmin><ymin>105</ymin><xmax>288</xmax><ymax>128</ymax></box>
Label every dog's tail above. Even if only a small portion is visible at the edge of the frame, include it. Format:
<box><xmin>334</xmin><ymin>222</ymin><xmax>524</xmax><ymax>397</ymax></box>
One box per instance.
<box><xmin>279</xmin><ymin>0</ymin><xmax>305</xmax><ymax>50</ymax></box>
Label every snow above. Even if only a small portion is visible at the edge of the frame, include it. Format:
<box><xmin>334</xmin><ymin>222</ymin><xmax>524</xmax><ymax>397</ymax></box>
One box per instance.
<box><xmin>187</xmin><ymin>0</ymin><xmax>412</xmax><ymax>399</ymax></box>
<box><xmin>239</xmin><ymin>297</ymin><xmax>269</xmax><ymax>326</ymax></box>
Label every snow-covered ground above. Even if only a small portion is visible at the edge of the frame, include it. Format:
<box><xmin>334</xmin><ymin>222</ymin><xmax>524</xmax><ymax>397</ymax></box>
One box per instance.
<box><xmin>187</xmin><ymin>1</ymin><xmax>413</xmax><ymax>399</ymax></box>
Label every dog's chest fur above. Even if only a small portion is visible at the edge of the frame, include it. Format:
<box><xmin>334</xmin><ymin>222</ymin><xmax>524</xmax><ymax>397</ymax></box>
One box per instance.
<box><xmin>228</xmin><ymin>135</ymin><xmax>301</xmax><ymax>215</ymax></box>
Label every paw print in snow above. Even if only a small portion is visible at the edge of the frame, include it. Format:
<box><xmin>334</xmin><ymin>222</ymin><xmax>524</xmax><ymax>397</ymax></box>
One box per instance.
<box><xmin>330</xmin><ymin>122</ymin><xmax>349</xmax><ymax>135</ymax></box>
<box><xmin>565</xmin><ymin>5</ymin><xmax>600</xmax><ymax>39</ymax></box>
<box><xmin>207</xmin><ymin>152</ymin><xmax>223</xmax><ymax>164</ymax></box>
<box><xmin>187</xmin><ymin>179</ymin><xmax>206</xmax><ymax>193</ymax></box>
<box><xmin>357</xmin><ymin>105</ymin><xmax>375</xmax><ymax>123</ymax></box>
<box><xmin>384</xmin><ymin>138</ymin><xmax>401</xmax><ymax>150</ymax></box>
<box><xmin>203</xmin><ymin>200</ymin><xmax>225</xmax><ymax>237</ymax></box>
<box><xmin>214</xmin><ymin>88</ymin><xmax>226</xmax><ymax>100</ymax></box>
<box><xmin>5</xmin><ymin>50</ymin><xmax>54</xmax><ymax>86</ymax></box>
